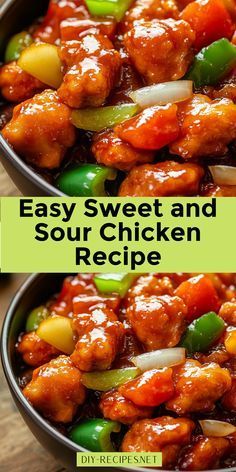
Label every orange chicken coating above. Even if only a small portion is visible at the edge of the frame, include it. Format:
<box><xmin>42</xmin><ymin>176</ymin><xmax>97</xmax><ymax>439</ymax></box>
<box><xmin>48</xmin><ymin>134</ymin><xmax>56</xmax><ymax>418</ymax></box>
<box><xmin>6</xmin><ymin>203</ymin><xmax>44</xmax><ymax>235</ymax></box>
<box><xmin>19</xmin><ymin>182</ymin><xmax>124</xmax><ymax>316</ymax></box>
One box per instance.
<box><xmin>58</xmin><ymin>35</ymin><xmax>121</xmax><ymax>108</ymax></box>
<box><xmin>71</xmin><ymin>307</ymin><xmax>124</xmax><ymax>371</ymax></box>
<box><xmin>221</xmin><ymin>378</ymin><xmax>236</xmax><ymax>411</ymax></box>
<box><xmin>99</xmin><ymin>390</ymin><xmax>153</xmax><ymax>424</ymax></box>
<box><xmin>123</xmin><ymin>0</ymin><xmax>179</xmax><ymax>30</ymax></box>
<box><xmin>125</xmin><ymin>274</ymin><xmax>174</xmax><ymax>306</ymax></box>
<box><xmin>179</xmin><ymin>436</ymin><xmax>230</xmax><ymax>470</ymax></box>
<box><xmin>170</xmin><ymin>95</ymin><xmax>236</xmax><ymax>159</ymax></box>
<box><xmin>196</xmin><ymin>345</ymin><xmax>230</xmax><ymax>366</ymax></box>
<box><xmin>60</xmin><ymin>17</ymin><xmax>116</xmax><ymax>41</ymax></box>
<box><xmin>119</xmin><ymin>161</ymin><xmax>204</xmax><ymax>196</ymax></box>
<box><xmin>0</xmin><ymin>62</ymin><xmax>45</xmax><ymax>103</ymax></box>
<box><xmin>33</xmin><ymin>0</ymin><xmax>89</xmax><ymax>44</ymax></box>
<box><xmin>51</xmin><ymin>273</ymin><xmax>120</xmax><ymax>317</ymax></box>
<box><xmin>126</xmin><ymin>294</ymin><xmax>187</xmax><ymax>350</ymax></box>
<box><xmin>50</xmin><ymin>273</ymin><xmax>98</xmax><ymax>317</ymax></box>
<box><xmin>166</xmin><ymin>359</ymin><xmax>232</xmax><ymax>414</ymax></box>
<box><xmin>23</xmin><ymin>355</ymin><xmax>86</xmax><ymax>423</ymax></box>
<box><xmin>17</xmin><ymin>331</ymin><xmax>60</xmax><ymax>367</ymax></box>
<box><xmin>124</xmin><ymin>19</ymin><xmax>195</xmax><ymax>85</ymax></box>
<box><xmin>92</xmin><ymin>130</ymin><xmax>155</xmax><ymax>171</ymax></box>
<box><xmin>201</xmin><ymin>183</ymin><xmax>236</xmax><ymax>197</ymax></box>
<box><xmin>219</xmin><ymin>301</ymin><xmax>236</xmax><ymax>326</ymax></box>
<box><xmin>2</xmin><ymin>90</ymin><xmax>76</xmax><ymax>169</ymax></box>
<box><xmin>121</xmin><ymin>416</ymin><xmax>195</xmax><ymax>467</ymax></box>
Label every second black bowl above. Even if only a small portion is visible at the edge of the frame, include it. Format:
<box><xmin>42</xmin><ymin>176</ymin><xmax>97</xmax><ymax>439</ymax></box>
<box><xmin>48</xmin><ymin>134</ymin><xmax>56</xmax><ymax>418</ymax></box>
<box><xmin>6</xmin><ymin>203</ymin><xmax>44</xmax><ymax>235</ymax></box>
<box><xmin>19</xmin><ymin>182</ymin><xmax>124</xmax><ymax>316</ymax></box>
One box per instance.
<box><xmin>1</xmin><ymin>273</ymin><xmax>148</xmax><ymax>472</ymax></box>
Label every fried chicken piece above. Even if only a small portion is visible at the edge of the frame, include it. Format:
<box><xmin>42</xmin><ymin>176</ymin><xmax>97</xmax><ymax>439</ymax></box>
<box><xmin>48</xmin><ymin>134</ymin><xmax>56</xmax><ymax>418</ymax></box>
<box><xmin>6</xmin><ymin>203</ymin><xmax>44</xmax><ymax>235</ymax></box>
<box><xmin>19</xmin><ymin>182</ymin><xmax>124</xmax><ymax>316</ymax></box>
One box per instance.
<box><xmin>124</xmin><ymin>19</ymin><xmax>194</xmax><ymax>84</ymax></box>
<box><xmin>0</xmin><ymin>61</ymin><xmax>44</xmax><ymax>102</ymax></box>
<box><xmin>166</xmin><ymin>359</ymin><xmax>231</xmax><ymax>414</ymax></box>
<box><xmin>170</xmin><ymin>95</ymin><xmax>236</xmax><ymax>159</ymax></box>
<box><xmin>23</xmin><ymin>355</ymin><xmax>86</xmax><ymax>422</ymax></box>
<box><xmin>99</xmin><ymin>390</ymin><xmax>153</xmax><ymax>424</ymax></box>
<box><xmin>17</xmin><ymin>331</ymin><xmax>60</xmax><ymax>367</ymax></box>
<box><xmin>201</xmin><ymin>183</ymin><xmax>236</xmax><ymax>197</ymax></box>
<box><xmin>33</xmin><ymin>0</ymin><xmax>89</xmax><ymax>44</ymax></box>
<box><xmin>60</xmin><ymin>17</ymin><xmax>116</xmax><ymax>40</ymax></box>
<box><xmin>126</xmin><ymin>294</ymin><xmax>187</xmax><ymax>350</ymax></box>
<box><xmin>92</xmin><ymin>130</ymin><xmax>154</xmax><ymax>171</ymax></box>
<box><xmin>179</xmin><ymin>436</ymin><xmax>230</xmax><ymax>470</ymax></box>
<box><xmin>122</xmin><ymin>416</ymin><xmax>195</xmax><ymax>468</ymax></box>
<box><xmin>119</xmin><ymin>161</ymin><xmax>204</xmax><ymax>196</ymax></box>
<box><xmin>2</xmin><ymin>90</ymin><xmax>76</xmax><ymax>169</ymax></box>
<box><xmin>125</xmin><ymin>274</ymin><xmax>174</xmax><ymax>306</ymax></box>
<box><xmin>71</xmin><ymin>307</ymin><xmax>124</xmax><ymax>371</ymax></box>
<box><xmin>58</xmin><ymin>35</ymin><xmax>121</xmax><ymax>108</ymax></box>
<box><xmin>123</xmin><ymin>0</ymin><xmax>179</xmax><ymax>31</ymax></box>
<box><xmin>219</xmin><ymin>301</ymin><xmax>236</xmax><ymax>326</ymax></box>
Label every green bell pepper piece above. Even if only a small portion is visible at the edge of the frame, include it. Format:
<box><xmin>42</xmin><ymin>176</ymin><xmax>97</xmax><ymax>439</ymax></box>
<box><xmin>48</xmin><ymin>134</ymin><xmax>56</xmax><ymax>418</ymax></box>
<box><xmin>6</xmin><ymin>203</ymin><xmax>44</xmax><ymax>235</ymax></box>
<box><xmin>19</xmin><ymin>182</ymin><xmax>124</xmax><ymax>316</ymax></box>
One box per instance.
<box><xmin>56</xmin><ymin>164</ymin><xmax>117</xmax><ymax>196</ymax></box>
<box><xmin>186</xmin><ymin>38</ymin><xmax>236</xmax><ymax>88</ymax></box>
<box><xmin>72</xmin><ymin>103</ymin><xmax>139</xmax><ymax>132</ymax></box>
<box><xmin>26</xmin><ymin>305</ymin><xmax>49</xmax><ymax>332</ymax></box>
<box><xmin>81</xmin><ymin>367</ymin><xmax>140</xmax><ymax>391</ymax></box>
<box><xmin>5</xmin><ymin>31</ymin><xmax>33</xmax><ymax>63</ymax></box>
<box><xmin>69</xmin><ymin>419</ymin><xmax>121</xmax><ymax>452</ymax></box>
<box><xmin>94</xmin><ymin>273</ymin><xmax>136</xmax><ymax>297</ymax></box>
<box><xmin>181</xmin><ymin>311</ymin><xmax>225</xmax><ymax>353</ymax></box>
<box><xmin>85</xmin><ymin>0</ymin><xmax>133</xmax><ymax>21</ymax></box>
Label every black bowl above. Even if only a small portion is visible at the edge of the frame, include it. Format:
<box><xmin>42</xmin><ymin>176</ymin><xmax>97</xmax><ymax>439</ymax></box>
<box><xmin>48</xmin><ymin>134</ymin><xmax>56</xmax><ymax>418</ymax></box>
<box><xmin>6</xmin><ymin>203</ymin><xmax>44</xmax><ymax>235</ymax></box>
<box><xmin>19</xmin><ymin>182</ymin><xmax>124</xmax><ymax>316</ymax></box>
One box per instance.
<box><xmin>1</xmin><ymin>273</ymin><xmax>144</xmax><ymax>472</ymax></box>
<box><xmin>0</xmin><ymin>0</ymin><xmax>64</xmax><ymax>195</ymax></box>
<box><xmin>1</xmin><ymin>273</ymin><xmax>236</xmax><ymax>472</ymax></box>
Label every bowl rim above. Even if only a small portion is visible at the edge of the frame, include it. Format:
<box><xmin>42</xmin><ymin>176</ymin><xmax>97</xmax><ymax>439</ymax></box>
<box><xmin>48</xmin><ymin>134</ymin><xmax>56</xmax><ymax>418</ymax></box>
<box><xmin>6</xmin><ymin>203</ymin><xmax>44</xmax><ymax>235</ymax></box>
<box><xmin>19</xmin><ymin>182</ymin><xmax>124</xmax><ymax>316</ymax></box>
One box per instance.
<box><xmin>1</xmin><ymin>273</ymin><xmax>236</xmax><ymax>472</ymax></box>
<box><xmin>0</xmin><ymin>0</ymin><xmax>65</xmax><ymax>196</ymax></box>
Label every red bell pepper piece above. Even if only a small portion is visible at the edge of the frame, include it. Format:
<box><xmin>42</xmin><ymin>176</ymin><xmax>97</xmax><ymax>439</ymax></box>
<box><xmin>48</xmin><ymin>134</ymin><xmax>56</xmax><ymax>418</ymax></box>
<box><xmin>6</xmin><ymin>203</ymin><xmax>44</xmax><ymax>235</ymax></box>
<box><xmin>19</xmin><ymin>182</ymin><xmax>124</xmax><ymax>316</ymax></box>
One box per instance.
<box><xmin>175</xmin><ymin>274</ymin><xmax>220</xmax><ymax>322</ymax></box>
<box><xmin>114</xmin><ymin>104</ymin><xmax>179</xmax><ymax>150</ymax></box>
<box><xmin>119</xmin><ymin>368</ymin><xmax>174</xmax><ymax>407</ymax></box>
<box><xmin>180</xmin><ymin>0</ymin><xmax>234</xmax><ymax>51</ymax></box>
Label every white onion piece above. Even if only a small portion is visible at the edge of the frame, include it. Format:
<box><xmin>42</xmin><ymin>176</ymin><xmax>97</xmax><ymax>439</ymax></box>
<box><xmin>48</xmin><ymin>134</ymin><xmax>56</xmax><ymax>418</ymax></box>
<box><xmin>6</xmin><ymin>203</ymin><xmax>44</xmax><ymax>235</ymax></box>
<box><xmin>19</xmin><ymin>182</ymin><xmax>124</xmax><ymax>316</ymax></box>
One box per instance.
<box><xmin>131</xmin><ymin>347</ymin><xmax>186</xmax><ymax>371</ymax></box>
<box><xmin>199</xmin><ymin>420</ymin><xmax>236</xmax><ymax>437</ymax></box>
<box><xmin>209</xmin><ymin>165</ymin><xmax>236</xmax><ymax>186</ymax></box>
<box><xmin>129</xmin><ymin>81</ymin><xmax>193</xmax><ymax>108</ymax></box>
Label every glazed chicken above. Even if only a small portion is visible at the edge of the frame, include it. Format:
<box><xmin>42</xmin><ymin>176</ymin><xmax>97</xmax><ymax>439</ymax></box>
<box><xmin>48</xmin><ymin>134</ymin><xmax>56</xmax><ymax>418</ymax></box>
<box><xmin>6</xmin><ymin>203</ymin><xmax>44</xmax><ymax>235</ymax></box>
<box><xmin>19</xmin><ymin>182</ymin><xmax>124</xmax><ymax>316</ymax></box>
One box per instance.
<box><xmin>16</xmin><ymin>272</ymin><xmax>236</xmax><ymax>469</ymax></box>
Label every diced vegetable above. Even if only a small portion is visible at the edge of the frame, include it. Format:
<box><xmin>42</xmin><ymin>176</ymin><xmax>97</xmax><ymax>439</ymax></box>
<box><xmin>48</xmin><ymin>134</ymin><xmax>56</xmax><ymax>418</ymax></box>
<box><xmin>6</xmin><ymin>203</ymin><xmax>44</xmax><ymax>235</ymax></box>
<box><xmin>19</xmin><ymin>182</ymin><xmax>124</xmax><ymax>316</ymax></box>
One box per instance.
<box><xmin>85</xmin><ymin>0</ymin><xmax>133</xmax><ymax>21</ymax></box>
<box><xmin>130</xmin><ymin>81</ymin><xmax>193</xmax><ymax>108</ymax></box>
<box><xmin>131</xmin><ymin>348</ymin><xmax>186</xmax><ymax>372</ymax></box>
<box><xmin>56</xmin><ymin>164</ymin><xmax>117</xmax><ymax>197</ymax></box>
<box><xmin>119</xmin><ymin>368</ymin><xmax>174</xmax><ymax>407</ymax></box>
<box><xmin>26</xmin><ymin>305</ymin><xmax>49</xmax><ymax>332</ymax></box>
<box><xmin>37</xmin><ymin>316</ymin><xmax>75</xmax><ymax>355</ymax></box>
<box><xmin>222</xmin><ymin>0</ymin><xmax>236</xmax><ymax>19</ymax></box>
<box><xmin>180</xmin><ymin>0</ymin><xmax>234</xmax><ymax>51</ymax></box>
<box><xmin>18</xmin><ymin>43</ymin><xmax>63</xmax><ymax>88</ymax></box>
<box><xmin>5</xmin><ymin>31</ymin><xmax>33</xmax><ymax>63</ymax></box>
<box><xmin>209</xmin><ymin>165</ymin><xmax>236</xmax><ymax>186</ymax></box>
<box><xmin>186</xmin><ymin>38</ymin><xmax>236</xmax><ymax>87</ymax></box>
<box><xmin>199</xmin><ymin>419</ymin><xmax>236</xmax><ymax>437</ymax></box>
<box><xmin>224</xmin><ymin>329</ymin><xmax>236</xmax><ymax>355</ymax></box>
<box><xmin>69</xmin><ymin>419</ymin><xmax>121</xmax><ymax>451</ymax></box>
<box><xmin>181</xmin><ymin>312</ymin><xmax>225</xmax><ymax>353</ymax></box>
<box><xmin>175</xmin><ymin>274</ymin><xmax>220</xmax><ymax>322</ymax></box>
<box><xmin>94</xmin><ymin>273</ymin><xmax>136</xmax><ymax>297</ymax></box>
<box><xmin>72</xmin><ymin>104</ymin><xmax>139</xmax><ymax>132</ymax></box>
<box><xmin>114</xmin><ymin>104</ymin><xmax>179</xmax><ymax>150</ymax></box>
<box><xmin>81</xmin><ymin>367</ymin><xmax>140</xmax><ymax>391</ymax></box>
